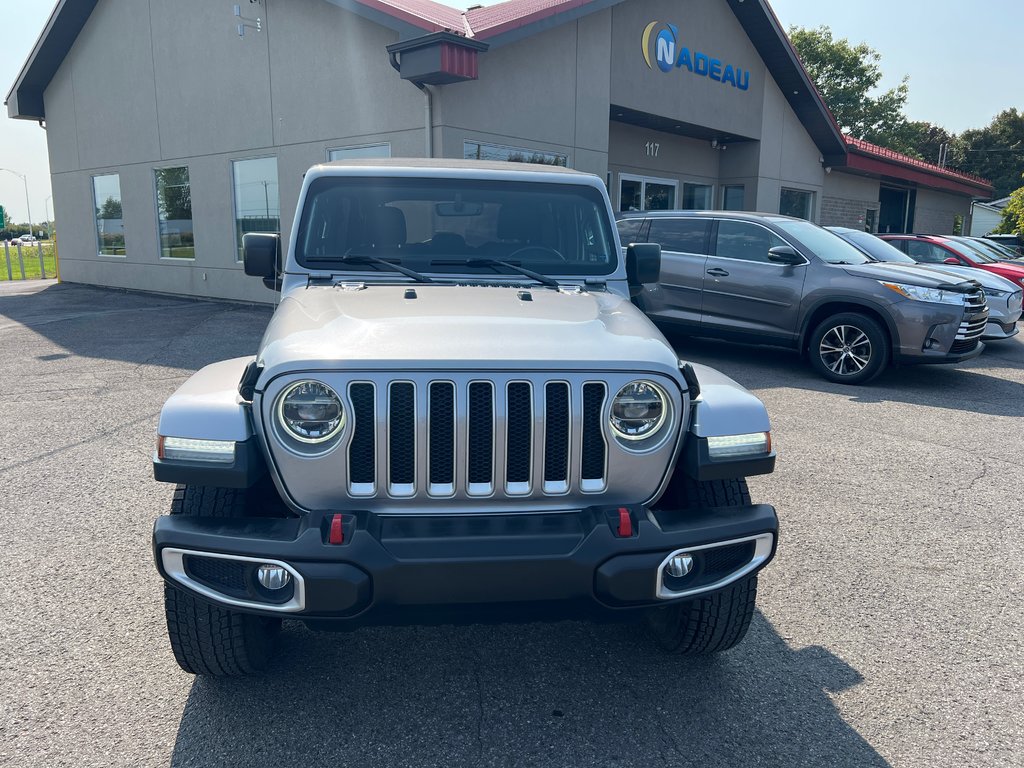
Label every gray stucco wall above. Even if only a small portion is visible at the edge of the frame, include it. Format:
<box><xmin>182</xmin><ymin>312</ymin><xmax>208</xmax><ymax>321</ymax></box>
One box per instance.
<box><xmin>609</xmin><ymin>0</ymin><xmax>767</xmax><ymax>141</ymax></box>
<box><xmin>820</xmin><ymin>172</ymin><xmax>881</xmax><ymax>231</ymax></box>
<box><xmin>46</xmin><ymin>0</ymin><xmax>424</xmax><ymax>303</ymax></box>
<box><xmin>436</xmin><ymin>10</ymin><xmax>612</xmax><ymax>177</ymax></box>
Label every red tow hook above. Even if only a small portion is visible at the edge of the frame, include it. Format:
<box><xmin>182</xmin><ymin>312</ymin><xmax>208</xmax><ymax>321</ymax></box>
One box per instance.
<box><xmin>329</xmin><ymin>513</ymin><xmax>345</xmax><ymax>545</ymax></box>
<box><xmin>617</xmin><ymin>507</ymin><xmax>633</xmax><ymax>538</ymax></box>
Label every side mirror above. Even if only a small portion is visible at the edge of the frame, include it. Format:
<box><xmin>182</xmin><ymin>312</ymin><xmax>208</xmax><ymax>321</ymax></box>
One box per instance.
<box><xmin>243</xmin><ymin>232</ymin><xmax>281</xmax><ymax>289</ymax></box>
<box><xmin>626</xmin><ymin>243</ymin><xmax>661</xmax><ymax>295</ymax></box>
<box><xmin>943</xmin><ymin>257</ymin><xmax>960</xmax><ymax>266</ymax></box>
<box><xmin>767</xmin><ymin>245</ymin><xmax>805</xmax><ymax>265</ymax></box>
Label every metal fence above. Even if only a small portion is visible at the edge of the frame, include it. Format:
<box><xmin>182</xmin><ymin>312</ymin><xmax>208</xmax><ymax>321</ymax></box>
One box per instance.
<box><xmin>2</xmin><ymin>240</ymin><xmax>52</xmax><ymax>281</ymax></box>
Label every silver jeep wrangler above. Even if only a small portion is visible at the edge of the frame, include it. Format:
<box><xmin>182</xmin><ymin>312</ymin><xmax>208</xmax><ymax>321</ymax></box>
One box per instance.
<box><xmin>152</xmin><ymin>159</ymin><xmax>778</xmax><ymax>676</ymax></box>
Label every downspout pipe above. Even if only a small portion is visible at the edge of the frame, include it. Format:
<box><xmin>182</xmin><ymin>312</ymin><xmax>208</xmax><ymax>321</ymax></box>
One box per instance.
<box><xmin>389</xmin><ymin>51</ymin><xmax>432</xmax><ymax>159</ymax></box>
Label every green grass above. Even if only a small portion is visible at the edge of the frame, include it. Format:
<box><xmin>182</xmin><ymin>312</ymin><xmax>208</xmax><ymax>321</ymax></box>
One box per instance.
<box><xmin>1</xmin><ymin>241</ymin><xmax>58</xmax><ymax>281</ymax></box>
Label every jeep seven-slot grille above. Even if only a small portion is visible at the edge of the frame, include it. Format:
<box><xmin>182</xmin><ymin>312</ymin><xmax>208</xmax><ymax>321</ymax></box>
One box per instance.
<box><xmin>346</xmin><ymin>377</ymin><xmax>608</xmax><ymax>499</ymax></box>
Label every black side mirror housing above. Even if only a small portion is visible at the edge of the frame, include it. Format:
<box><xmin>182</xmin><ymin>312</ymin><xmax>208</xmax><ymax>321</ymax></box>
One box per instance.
<box><xmin>626</xmin><ymin>243</ymin><xmax>661</xmax><ymax>294</ymax></box>
<box><xmin>767</xmin><ymin>245</ymin><xmax>805</xmax><ymax>265</ymax></box>
<box><xmin>243</xmin><ymin>232</ymin><xmax>282</xmax><ymax>289</ymax></box>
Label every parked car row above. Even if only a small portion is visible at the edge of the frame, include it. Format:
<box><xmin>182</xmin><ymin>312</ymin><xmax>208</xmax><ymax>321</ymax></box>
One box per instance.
<box><xmin>616</xmin><ymin>211</ymin><xmax>1021</xmax><ymax>385</ymax></box>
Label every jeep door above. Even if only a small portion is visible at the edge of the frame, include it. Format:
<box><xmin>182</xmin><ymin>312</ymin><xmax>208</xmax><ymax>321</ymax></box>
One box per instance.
<box><xmin>641</xmin><ymin>217</ymin><xmax>711</xmax><ymax>326</ymax></box>
<box><xmin>700</xmin><ymin>219</ymin><xmax>808</xmax><ymax>340</ymax></box>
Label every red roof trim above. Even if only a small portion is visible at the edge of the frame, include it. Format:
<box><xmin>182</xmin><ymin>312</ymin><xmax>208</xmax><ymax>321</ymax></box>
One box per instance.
<box><xmin>358</xmin><ymin>0</ymin><xmax>462</xmax><ymax>33</ymax></box>
<box><xmin>844</xmin><ymin>136</ymin><xmax>993</xmax><ymax>195</ymax></box>
<box><xmin>469</xmin><ymin>0</ymin><xmax>594</xmax><ymax>39</ymax></box>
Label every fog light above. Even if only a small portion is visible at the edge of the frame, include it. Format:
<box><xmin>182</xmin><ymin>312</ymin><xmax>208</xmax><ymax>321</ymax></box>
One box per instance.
<box><xmin>257</xmin><ymin>564</ymin><xmax>291</xmax><ymax>590</ymax></box>
<box><xmin>665</xmin><ymin>553</ymin><xmax>694</xmax><ymax>578</ymax></box>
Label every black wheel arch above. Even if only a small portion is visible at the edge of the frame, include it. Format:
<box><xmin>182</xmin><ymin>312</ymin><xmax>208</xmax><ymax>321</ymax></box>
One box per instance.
<box><xmin>798</xmin><ymin>298</ymin><xmax>900</xmax><ymax>360</ymax></box>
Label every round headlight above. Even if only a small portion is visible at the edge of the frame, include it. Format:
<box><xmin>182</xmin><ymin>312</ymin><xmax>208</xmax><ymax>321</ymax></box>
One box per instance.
<box><xmin>277</xmin><ymin>380</ymin><xmax>345</xmax><ymax>443</ymax></box>
<box><xmin>610</xmin><ymin>381</ymin><xmax>668</xmax><ymax>441</ymax></box>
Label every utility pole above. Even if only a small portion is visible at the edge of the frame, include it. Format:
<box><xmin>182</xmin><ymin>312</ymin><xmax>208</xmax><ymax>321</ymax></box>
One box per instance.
<box><xmin>0</xmin><ymin>168</ymin><xmax>33</xmax><ymax>238</ymax></box>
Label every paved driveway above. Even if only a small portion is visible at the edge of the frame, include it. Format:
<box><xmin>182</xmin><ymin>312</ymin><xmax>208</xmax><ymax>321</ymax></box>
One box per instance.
<box><xmin>1</xmin><ymin>281</ymin><xmax>1021</xmax><ymax>767</ymax></box>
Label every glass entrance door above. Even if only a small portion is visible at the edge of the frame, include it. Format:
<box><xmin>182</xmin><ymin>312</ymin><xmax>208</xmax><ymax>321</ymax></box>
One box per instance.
<box><xmin>618</xmin><ymin>174</ymin><xmax>678</xmax><ymax>212</ymax></box>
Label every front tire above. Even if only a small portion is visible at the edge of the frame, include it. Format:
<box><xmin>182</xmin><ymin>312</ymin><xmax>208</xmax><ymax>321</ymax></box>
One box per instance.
<box><xmin>645</xmin><ymin>576</ymin><xmax>758</xmax><ymax>654</ymax></box>
<box><xmin>645</xmin><ymin>477</ymin><xmax>758</xmax><ymax>655</ymax></box>
<box><xmin>163</xmin><ymin>485</ymin><xmax>281</xmax><ymax>676</ymax></box>
<box><xmin>808</xmin><ymin>312</ymin><xmax>889</xmax><ymax>385</ymax></box>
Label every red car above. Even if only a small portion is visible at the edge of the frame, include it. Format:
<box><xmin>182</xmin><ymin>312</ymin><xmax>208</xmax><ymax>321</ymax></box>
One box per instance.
<box><xmin>879</xmin><ymin>234</ymin><xmax>1024</xmax><ymax>291</ymax></box>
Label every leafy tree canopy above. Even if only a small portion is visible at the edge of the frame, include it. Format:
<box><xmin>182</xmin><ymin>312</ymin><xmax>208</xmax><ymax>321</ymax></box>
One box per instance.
<box><xmin>789</xmin><ymin>26</ymin><xmax>916</xmax><ymax>154</ymax></box>
<box><xmin>951</xmin><ymin>110</ymin><xmax>1024</xmax><ymax>199</ymax></box>
<box><xmin>995</xmin><ymin>185</ymin><xmax>1024</xmax><ymax>234</ymax></box>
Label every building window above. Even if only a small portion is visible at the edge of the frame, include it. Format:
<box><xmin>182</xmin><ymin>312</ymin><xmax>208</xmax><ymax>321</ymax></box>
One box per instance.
<box><xmin>328</xmin><ymin>143</ymin><xmax>391</xmax><ymax>161</ymax></box>
<box><xmin>682</xmin><ymin>183</ymin><xmax>713</xmax><ymax>210</ymax></box>
<box><xmin>619</xmin><ymin>174</ymin><xmax>677</xmax><ymax>211</ymax></box>
<box><xmin>464</xmin><ymin>140</ymin><xmax>567</xmax><ymax>167</ymax></box>
<box><xmin>92</xmin><ymin>174</ymin><xmax>125</xmax><ymax>256</ymax></box>
<box><xmin>232</xmin><ymin>157</ymin><xmax>280</xmax><ymax>261</ymax></box>
<box><xmin>722</xmin><ymin>185</ymin><xmax>745</xmax><ymax>211</ymax></box>
<box><xmin>779</xmin><ymin>188</ymin><xmax>814</xmax><ymax>220</ymax></box>
<box><xmin>155</xmin><ymin>167</ymin><xmax>194</xmax><ymax>259</ymax></box>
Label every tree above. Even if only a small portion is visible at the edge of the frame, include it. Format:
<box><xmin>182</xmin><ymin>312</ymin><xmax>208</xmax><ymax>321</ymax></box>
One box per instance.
<box><xmin>994</xmin><ymin>186</ymin><xmax>1024</xmax><ymax>234</ymax></box>
<box><xmin>155</xmin><ymin>167</ymin><xmax>192</xmax><ymax>220</ymax></box>
<box><xmin>789</xmin><ymin>26</ymin><xmax>918</xmax><ymax>155</ymax></box>
<box><xmin>98</xmin><ymin>196</ymin><xmax>122</xmax><ymax>219</ymax></box>
<box><xmin>950</xmin><ymin>110</ymin><xmax>1024</xmax><ymax>199</ymax></box>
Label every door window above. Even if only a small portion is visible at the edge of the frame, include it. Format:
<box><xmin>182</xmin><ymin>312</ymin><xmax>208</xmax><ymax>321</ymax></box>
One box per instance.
<box><xmin>616</xmin><ymin>218</ymin><xmax>645</xmax><ymax>245</ymax></box>
<box><xmin>714</xmin><ymin>220</ymin><xmax>786</xmax><ymax>263</ymax></box>
<box><xmin>619</xmin><ymin>175</ymin><xmax>678</xmax><ymax>212</ymax></box>
<box><xmin>906</xmin><ymin>240</ymin><xmax>956</xmax><ymax>264</ymax></box>
<box><xmin>648</xmin><ymin>219</ymin><xmax>710</xmax><ymax>254</ymax></box>
<box><xmin>644</xmin><ymin>182</ymin><xmax>676</xmax><ymax>211</ymax></box>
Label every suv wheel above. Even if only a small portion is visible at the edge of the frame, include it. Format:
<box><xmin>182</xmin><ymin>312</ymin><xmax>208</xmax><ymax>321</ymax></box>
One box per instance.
<box><xmin>644</xmin><ymin>478</ymin><xmax>758</xmax><ymax>655</ymax></box>
<box><xmin>808</xmin><ymin>312</ymin><xmax>889</xmax><ymax>384</ymax></box>
<box><xmin>163</xmin><ymin>485</ymin><xmax>281</xmax><ymax>676</ymax></box>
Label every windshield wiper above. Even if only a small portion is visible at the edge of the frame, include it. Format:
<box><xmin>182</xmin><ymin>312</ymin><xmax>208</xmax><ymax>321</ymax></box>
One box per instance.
<box><xmin>338</xmin><ymin>252</ymin><xmax>436</xmax><ymax>283</ymax></box>
<box><xmin>431</xmin><ymin>258</ymin><xmax>561</xmax><ymax>289</ymax></box>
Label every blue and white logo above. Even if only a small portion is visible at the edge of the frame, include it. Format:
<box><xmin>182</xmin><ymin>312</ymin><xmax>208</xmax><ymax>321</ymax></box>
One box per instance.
<box><xmin>642</xmin><ymin>21</ymin><xmax>751</xmax><ymax>92</ymax></box>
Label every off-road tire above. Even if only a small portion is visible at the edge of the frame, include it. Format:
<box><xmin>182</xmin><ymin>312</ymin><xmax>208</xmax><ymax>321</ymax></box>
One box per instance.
<box><xmin>645</xmin><ymin>477</ymin><xmax>758</xmax><ymax>654</ymax></box>
<box><xmin>163</xmin><ymin>485</ymin><xmax>281</xmax><ymax>676</ymax></box>
<box><xmin>645</xmin><ymin>576</ymin><xmax>758</xmax><ymax>654</ymax></box>
<box><xmin>808</xmin><ymin>312</ymin><xmax>889</xmax><ymax>385</ymax></box>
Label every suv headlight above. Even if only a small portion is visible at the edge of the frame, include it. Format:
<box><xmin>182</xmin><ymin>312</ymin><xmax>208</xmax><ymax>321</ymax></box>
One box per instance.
<box><xmin>277</xmin><ymin>380</ymin><xmax>345</xmax><ymax>443</ymax></box>
<box><xmin>610</xmin><ymin>381</ymin><xmax>668</xmax><ymax>441</ymax></box>
<box><xmin>878</xmin><ymin>281</ymin><xmax>967</xmax><ymax>305</ymax></box>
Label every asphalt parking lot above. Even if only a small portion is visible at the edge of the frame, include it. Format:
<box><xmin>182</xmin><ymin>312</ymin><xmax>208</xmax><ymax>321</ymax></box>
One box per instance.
<box><xmin>1</xmin><ymin>279</ymin><xmax>1021</xmax><ymax>768</ymax></box>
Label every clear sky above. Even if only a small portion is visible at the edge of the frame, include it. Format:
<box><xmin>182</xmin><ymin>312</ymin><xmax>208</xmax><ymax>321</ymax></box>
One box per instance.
<box><xmin>1</xmin><ymin>0</ymin><xmax>1021</xmax><ymax>225</ymax></box>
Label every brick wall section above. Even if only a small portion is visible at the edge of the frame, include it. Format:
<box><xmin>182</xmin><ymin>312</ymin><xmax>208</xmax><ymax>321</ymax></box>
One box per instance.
<box><xmin>821</xmin><ymin>196</ymin><xmax>881</xmax><ymax>231</ymax></box>
<box><xmin>914</xmin><ymin>205</ymin><xmax>961</xmax><ymax>235</ymax></box>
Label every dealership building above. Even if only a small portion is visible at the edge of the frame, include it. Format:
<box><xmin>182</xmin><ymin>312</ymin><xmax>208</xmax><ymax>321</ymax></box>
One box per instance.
<box><xmin>8</xmin><ymin>0</ymin><xmax>993</xmax><ymax>302</ymax></box>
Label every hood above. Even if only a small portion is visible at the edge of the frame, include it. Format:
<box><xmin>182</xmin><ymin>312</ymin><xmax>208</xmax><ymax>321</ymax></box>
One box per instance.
<box><xmin>895</xmin><ymin>263</ymin><xmax>1021</xmax><ymax>293</ymax></box>
<box><xmin>257</xmin><ymin>284</ymin><xmax>681</xmax><ymax>379</ymax></box>
<box><xmin>839</xmin><ymin>262</ymin><xmax>978</xmax><ymax>290</ymax></box>
<box><xmin>987</xmin><ymin>262</ymin><xmax>1024</xmax><ymax>282</ymax></box>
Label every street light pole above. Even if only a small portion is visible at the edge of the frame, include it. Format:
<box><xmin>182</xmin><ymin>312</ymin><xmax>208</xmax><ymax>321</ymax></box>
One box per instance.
<box><xmin>45</xmin><ymin>195</ymin><xmax>53</xmax><ymax>237</ymax></box>
<box><xmin>0</xmin><ymin>168</ymin><xmax>33</xmax><ymax>239</ymax></box>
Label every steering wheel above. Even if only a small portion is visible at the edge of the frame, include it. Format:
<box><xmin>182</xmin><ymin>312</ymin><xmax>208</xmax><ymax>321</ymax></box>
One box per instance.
<box><xmin>506</xmin><ymin>245</ymin><xmax>567</xmax><ymax>262</ymax></box>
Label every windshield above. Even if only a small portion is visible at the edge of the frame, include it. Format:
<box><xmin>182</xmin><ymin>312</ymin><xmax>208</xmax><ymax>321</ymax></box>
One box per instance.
<box><xmin>294</xmin><ymin>177</ymin><xmax>617</xmax><ymax>277</ymax></box>
<box><xmin>946</xmin><ymin>239</ymin><xmax>997</xmax><ymax>263</ymax></box>
<box><xmin>772</xmin><ymin>220</ymin><xmax>872</xmax><ymax>264</ymax></box>
<box><xmin>837</xmin><ymin>230</ymin><xmax>914</xmax><ymax>263</ymax></box>
<box><xmin>951</xmin><ymin>237</ymin><xmax>1015</xmax><ymax>262</ymax></box>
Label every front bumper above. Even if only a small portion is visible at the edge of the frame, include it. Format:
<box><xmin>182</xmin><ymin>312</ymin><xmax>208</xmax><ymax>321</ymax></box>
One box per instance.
<box><xmin>891</xmin><ymin>300</ymin><xmax>987</xmax><ymax>365</ymax></box>
<box><xmin>982</xmin><ymin>319</ymin><xmax>1019</xmax><ymax>340</ymax></box>
<box><xmin>153</xmin><ymin>503</ymin><xmax>778</xmax><ymax>626</ymax></box>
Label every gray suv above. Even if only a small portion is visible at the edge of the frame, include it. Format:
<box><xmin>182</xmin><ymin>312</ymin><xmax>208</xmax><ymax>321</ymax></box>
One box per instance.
<box><xmin>617</xmin><ymin>212</ymin><xmax>988</xmax><ymax>384</ymax></box>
